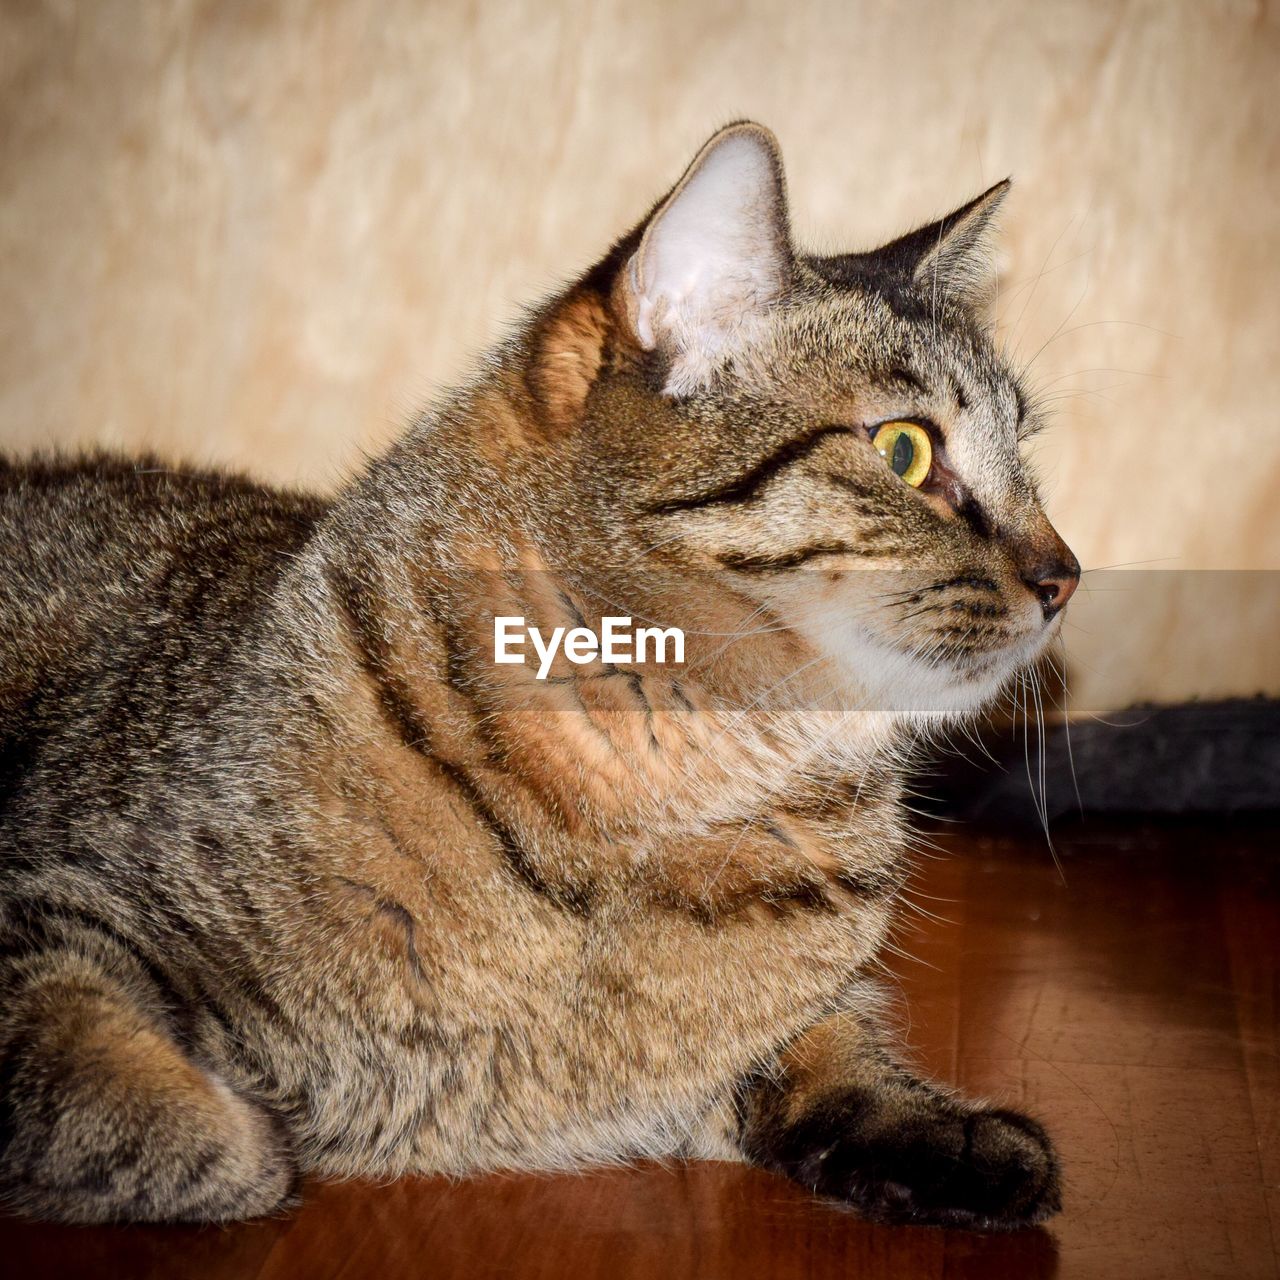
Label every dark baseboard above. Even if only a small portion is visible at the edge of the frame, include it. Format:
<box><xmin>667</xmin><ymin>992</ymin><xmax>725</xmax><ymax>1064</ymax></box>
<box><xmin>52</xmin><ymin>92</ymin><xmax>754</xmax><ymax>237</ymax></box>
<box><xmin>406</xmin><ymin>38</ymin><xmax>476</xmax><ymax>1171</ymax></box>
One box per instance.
<box><xmin>922</xmin><ymin>696</ymin><xmax>1280</xmax><ymax>828</ymax></box>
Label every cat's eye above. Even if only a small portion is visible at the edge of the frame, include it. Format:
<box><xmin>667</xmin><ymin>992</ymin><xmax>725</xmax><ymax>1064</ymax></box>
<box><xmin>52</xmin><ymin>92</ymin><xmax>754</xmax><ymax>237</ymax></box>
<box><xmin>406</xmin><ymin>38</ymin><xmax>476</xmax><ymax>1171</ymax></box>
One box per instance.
<box><xmin>872</xmin><ymin>422</ymin><xmax>932</xmax><ymax>488</ymax></box>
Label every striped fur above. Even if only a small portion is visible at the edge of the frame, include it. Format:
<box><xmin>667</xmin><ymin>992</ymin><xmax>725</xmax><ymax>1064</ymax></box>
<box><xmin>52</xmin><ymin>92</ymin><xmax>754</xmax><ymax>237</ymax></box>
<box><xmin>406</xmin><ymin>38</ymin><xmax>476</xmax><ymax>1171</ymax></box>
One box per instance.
<box><xmin>0</xmin><ymin>124</ymin><xmax>1068</xmax><ymax>1226</ymax></box>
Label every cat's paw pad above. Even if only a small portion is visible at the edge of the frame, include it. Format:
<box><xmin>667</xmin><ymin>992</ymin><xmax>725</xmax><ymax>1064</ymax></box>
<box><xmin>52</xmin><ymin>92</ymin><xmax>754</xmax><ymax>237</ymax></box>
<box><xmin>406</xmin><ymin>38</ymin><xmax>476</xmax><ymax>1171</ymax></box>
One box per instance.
<box><xmin>786</xmin><ymin>1094</ymin><xmax>1061</xmax><ymax>1230</ymax></box>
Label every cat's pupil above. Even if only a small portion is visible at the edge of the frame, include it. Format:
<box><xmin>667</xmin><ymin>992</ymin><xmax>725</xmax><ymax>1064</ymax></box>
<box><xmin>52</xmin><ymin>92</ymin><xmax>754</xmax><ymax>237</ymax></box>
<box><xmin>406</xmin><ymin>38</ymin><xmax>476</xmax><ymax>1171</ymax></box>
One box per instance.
<box><xmin>891</xmin><ymin>432</ymin><xmax>914</xmax><ymax>476</ymax></box>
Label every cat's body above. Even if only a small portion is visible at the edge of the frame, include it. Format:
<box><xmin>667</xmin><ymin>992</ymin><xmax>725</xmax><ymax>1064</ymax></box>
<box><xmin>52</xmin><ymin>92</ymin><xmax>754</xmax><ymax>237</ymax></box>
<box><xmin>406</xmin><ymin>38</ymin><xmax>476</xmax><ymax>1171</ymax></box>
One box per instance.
<box><xmin>0</xmin><ymin>124</ymin><xmax>1075</xmax><ymax>1227</ymax></box>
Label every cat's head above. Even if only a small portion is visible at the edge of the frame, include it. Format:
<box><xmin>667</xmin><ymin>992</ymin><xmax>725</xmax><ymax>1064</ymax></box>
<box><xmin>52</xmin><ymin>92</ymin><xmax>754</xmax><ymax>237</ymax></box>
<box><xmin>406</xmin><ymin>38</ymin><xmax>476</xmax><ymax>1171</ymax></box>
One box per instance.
<box><xmin>520</xmin><ymin>122</ymin><xmax>1078</xmax><ymax>725</ymax></box>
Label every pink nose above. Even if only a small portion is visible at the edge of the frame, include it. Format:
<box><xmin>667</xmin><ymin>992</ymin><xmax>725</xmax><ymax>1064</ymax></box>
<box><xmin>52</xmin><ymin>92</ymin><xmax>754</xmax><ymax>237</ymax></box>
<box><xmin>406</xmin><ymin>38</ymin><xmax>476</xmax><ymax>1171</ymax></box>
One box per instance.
<box><xmin>1021</xmin><ymin>553</ymin><xmax>1080</xmax><ymax>620</ymax></box>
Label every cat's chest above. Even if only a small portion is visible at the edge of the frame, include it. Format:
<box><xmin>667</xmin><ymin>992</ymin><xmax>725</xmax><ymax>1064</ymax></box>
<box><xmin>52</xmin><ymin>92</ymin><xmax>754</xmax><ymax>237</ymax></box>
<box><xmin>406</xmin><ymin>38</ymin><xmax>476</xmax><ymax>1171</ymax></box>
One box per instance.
<box><xmin>575</xmin><ymin>886</ymin><xmax>894</xmax><ymax>1066</ymax></box>
<box><xmin>303</xmin><ymin>772</ymin><xmax>906</xmax><ymax>1023</ymax></box>
<box><xmin>305</xmin><ymin>818</ymin><xmax>896</xmax><ymax>1070</ymax></box>
<box><xmin>266</xmin><ymin>817</ymin><xmax>898</xmax><ymax>1171</ymax></box>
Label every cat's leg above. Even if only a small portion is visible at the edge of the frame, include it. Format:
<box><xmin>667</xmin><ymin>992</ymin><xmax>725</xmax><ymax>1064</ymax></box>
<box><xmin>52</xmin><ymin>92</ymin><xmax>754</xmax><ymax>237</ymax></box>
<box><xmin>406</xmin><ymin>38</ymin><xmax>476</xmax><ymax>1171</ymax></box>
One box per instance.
<box><xmin>0</xmin><ymin>918</ymin><xmax>297</xmax><ymax>1224</ymax></box>
<box><xmin>734</xmin><ymin>1000</ymin><xmax>1061</xmax><ymax>1230</ymax></box>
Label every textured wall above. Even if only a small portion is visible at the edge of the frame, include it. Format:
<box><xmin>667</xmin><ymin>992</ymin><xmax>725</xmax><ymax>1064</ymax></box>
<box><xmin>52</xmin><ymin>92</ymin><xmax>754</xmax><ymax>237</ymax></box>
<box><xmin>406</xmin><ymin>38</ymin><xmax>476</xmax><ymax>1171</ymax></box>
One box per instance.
<box><xmin>1</xmin><ymin>0</ymin><xmax>1277</xmax><ymax>711</ymax></box>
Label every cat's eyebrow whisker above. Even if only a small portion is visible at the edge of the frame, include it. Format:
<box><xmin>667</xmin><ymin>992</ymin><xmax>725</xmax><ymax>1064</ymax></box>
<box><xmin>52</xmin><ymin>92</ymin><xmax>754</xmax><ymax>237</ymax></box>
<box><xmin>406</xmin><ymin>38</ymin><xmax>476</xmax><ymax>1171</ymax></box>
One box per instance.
<box><xmin>1029</xmin><ymin>316</ymin><xmax>1182</xmax><ymax>345</ymax></box>
<box><xmin>1033</xmin><ymin>364</ymin><xmax>1163</xmax><ymax>390</ymax></box>
<box><xmin>1022</xmin><ymin>278</ymin><xmax>1091</xmax><ymax>376</ymax></box>
<box><xmin>994</xmin><ymin>243</ymin><xmax>1095</xmax><ymax>322</ymax></box>
<box><xmin>1004</xmin><ymin>216</ymin><xmax>1078</xmax><ymax>360</ymax></box>
<box><xmin>1030</xmin><ymin>384</ymin><xmax>1130</xmax><ymax>409</ymax></box>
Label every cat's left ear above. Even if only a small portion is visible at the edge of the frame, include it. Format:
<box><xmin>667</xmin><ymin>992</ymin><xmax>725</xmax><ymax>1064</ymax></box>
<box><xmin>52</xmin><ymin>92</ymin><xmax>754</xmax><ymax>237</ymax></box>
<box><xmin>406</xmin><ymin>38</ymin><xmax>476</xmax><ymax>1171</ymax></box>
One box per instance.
<box><xmin>618</xmin><ymin>122</ymin><xmax>793</xmax><ymax>394</ymax></box>
<box><xmin>879</xmin><ymin>180</ymin><xmax>1011</xmax><ymax>311</ymax></box>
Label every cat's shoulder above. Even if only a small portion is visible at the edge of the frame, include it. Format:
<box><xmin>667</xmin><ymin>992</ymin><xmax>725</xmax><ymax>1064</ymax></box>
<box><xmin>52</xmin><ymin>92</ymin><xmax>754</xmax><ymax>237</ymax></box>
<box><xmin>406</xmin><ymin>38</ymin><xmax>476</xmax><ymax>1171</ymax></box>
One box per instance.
<box><xmin>0</xmin><ymin>448</ymin><xmax>331</xmax><ymax>660</ymax></box>
<box><xmin>0</xmin><ymin>449</ymin><xmax>327</xmax><ymax>524</ymax></box>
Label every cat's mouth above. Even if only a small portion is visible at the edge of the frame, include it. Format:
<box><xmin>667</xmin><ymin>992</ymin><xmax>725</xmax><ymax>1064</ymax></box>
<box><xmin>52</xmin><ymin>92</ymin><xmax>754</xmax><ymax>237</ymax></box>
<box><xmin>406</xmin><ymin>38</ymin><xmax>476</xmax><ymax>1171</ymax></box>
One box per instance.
<box><xmin>806</xmin><ymin>598</ymin><xmax>1063</xmax><ymax>722</ymax></box>
<box><xmin>949</xmin><ymin>629</ymin><xmax>1051</xmax><ymax>680</ymax></box>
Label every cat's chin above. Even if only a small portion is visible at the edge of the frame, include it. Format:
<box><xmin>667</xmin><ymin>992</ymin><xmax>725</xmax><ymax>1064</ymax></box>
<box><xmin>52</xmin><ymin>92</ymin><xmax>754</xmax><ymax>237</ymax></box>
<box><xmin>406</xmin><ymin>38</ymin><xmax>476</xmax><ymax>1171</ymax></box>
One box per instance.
<box><xmin>815</xmin><ymin>624</ymin><xmax>1052</xmax><ymax>729</ymax></box>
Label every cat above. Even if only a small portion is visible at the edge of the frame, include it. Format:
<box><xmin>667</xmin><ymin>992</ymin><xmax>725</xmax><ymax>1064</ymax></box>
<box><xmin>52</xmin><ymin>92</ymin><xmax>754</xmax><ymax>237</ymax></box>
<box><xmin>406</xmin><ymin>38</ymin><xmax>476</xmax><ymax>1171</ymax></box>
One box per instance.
<box><xmin>0</xmin><ymin>122</ymin><xmax>1077</xmax><ymax>1228</ymax></box>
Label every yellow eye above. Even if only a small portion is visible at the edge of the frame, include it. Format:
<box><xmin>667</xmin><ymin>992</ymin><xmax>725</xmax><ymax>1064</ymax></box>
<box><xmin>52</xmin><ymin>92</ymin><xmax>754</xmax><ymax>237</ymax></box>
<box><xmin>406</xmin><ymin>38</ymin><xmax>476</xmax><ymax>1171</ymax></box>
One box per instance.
<box><xmin>872</xmin><ymin>422</ymin><xmax>932</xmax><ymax>488</ymax></box>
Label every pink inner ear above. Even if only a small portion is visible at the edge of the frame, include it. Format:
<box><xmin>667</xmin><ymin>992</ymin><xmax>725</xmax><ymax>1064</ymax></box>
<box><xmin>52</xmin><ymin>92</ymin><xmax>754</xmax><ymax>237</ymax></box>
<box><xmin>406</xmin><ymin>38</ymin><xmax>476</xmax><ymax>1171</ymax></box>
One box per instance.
<box><xmin>629</xmin><ymin>127</ymin><xmax>791</xmax><ymax>388</ymax></box>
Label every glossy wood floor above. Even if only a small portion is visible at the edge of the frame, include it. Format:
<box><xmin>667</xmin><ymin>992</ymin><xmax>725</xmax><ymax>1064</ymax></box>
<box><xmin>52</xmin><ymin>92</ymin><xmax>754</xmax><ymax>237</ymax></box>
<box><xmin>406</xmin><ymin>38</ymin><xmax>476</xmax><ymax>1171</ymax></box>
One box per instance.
<box><xmin>3</xmin><ymin>819</ymin><xmax>1276</xmax><ymax>1280</ymax></box>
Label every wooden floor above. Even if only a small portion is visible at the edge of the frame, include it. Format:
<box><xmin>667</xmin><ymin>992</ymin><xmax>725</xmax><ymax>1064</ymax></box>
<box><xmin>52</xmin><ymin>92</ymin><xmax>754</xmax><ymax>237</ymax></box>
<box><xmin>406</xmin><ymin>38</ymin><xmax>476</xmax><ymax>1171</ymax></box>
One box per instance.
<box><xmin>3</xmin><ymin>819</ymin><xmax>1276</xmax><ymax>1279</ymax></box>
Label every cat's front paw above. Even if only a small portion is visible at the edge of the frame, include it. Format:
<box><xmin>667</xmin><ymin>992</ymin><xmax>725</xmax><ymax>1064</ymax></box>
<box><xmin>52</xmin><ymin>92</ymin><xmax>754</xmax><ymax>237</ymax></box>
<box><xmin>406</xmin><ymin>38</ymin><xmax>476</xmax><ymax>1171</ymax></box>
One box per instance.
<box><xmin>769</xmin><ymin>1089</ymin><xmax>1061</xmax><ymax>1230</ymax></box>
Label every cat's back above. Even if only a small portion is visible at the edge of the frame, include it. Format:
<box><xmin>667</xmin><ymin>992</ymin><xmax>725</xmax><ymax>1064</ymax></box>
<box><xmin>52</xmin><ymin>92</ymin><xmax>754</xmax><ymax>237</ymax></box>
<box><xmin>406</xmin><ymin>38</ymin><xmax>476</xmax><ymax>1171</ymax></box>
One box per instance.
<box><xmin>0</xmin><ymin>452</ymin><xmax>328</xmax><ymax>757</ymax></box>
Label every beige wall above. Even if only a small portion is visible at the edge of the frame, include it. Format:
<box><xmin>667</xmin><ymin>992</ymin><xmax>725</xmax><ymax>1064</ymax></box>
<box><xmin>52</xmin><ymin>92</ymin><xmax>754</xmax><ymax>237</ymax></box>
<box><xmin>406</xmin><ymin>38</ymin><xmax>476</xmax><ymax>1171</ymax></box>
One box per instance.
<box><xmin>2</xmin><ymin>0</ymin><xmax>1277</xmax><ymax>711</ymax></box>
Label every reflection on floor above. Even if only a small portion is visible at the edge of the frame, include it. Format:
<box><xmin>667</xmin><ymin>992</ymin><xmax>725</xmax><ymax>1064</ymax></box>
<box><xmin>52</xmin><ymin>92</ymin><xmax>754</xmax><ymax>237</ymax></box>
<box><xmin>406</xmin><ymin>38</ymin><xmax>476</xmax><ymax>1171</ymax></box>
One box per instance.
<box><xmin>4</xmin><ymin>819</ymin><xmax>1276</xmax><ymax>1280</ymax></box>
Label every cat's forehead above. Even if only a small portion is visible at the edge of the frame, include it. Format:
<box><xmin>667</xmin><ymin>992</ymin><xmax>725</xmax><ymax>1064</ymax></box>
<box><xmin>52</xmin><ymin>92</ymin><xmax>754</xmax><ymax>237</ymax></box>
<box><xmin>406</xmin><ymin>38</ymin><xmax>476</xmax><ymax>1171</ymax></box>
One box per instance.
<box><xmin>768</xmin><ymin>286</ymin><xmax>1025</xmax><ymax>438</ymax></box>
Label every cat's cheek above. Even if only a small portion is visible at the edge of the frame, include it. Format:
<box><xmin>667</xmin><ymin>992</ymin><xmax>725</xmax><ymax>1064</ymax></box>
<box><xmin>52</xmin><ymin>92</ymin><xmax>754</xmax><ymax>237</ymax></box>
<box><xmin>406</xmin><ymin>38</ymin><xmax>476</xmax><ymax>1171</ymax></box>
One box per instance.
<box><xmin>797</xmin><ymin>618</ymin><xmax>1013</xmax><ymax>723</ymax></box>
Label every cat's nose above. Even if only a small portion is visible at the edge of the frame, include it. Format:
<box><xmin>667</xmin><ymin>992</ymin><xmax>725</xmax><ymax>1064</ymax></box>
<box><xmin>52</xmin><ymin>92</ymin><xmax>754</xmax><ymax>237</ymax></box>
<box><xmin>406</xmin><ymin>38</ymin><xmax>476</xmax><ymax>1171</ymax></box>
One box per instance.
<box><xmin>1021</xmin><ymin>551</ymin><xmax>1080</xmax><ymax>621</ymax></box>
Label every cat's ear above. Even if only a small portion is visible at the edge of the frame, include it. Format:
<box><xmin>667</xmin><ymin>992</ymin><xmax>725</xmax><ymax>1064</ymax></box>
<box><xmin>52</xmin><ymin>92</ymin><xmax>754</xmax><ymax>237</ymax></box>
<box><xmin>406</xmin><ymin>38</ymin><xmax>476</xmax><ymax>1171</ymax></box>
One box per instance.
<box><xmin>618</xmin><ymin>122</ymin><xmax>793</xmax><ymax>394</ymax></box>
<box><xmin>877</xmin><ymin>180</ymin><xmax>1011</xmax><ymax>311</ymax></box>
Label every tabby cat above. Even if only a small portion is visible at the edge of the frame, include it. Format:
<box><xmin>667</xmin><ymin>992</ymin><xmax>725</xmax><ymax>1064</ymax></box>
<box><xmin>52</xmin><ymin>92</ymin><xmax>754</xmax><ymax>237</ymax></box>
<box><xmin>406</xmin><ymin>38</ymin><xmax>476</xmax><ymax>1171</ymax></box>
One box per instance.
<box><xmin>0</xmin><ymin>123</ymin><xmax>1078</xmax><ymax>1228</ymax></box>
